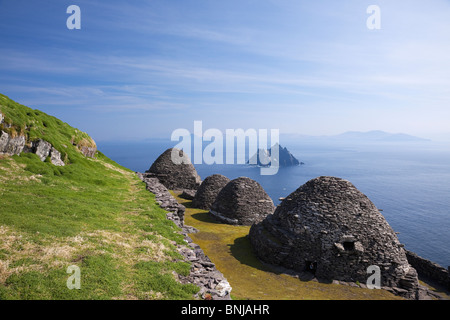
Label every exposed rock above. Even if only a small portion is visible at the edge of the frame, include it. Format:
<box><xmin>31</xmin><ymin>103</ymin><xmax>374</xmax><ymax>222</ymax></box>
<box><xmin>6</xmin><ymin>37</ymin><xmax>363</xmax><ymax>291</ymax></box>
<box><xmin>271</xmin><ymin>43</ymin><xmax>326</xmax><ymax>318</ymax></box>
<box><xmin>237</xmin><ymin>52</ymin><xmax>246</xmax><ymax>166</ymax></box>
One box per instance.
<box><xmin>50</xmin><ymin>147</ymin><xmax>65</xmax><ymax>166</ymax></box>
<box><xmin>34</xmin><ymin>139</ymin><xmax>52</xmax><ymax>161</ymax></box>
<box><xmin>210</xmin><ymin>176</ymin><xmax>275</xmax><ymax>226</ymax></box>
<box><xmin>31</xmin><ymin>139</ymin><xmax>65</xmax><ymax>166</ymax></box>
<box><xmin>0</xmin><ymin>131</ymin><xmax>8</xmax><ymax>152</ymax></box>
<box><xmin>192</xmin><ymin>174</ymin><xmax>231</xmax><ymax>210</ymax></box>
<box><xmin>147</xmin><ymin>148</ymin><xmax>201</xmax><ymax>190</ymax></box>
<box><xmin>247</xmin><ymin>143</ymin><xmax>300</xmax><ymax>167</ymax></box>
<box><xmin>0</xmin><ymin>113</ymin><xmax>3</xmax><ymax>124</ymax></box>
<box><xmin>0</xmin><ymin>133</ymin><xmax>65</xmax><ymax>166</ymax></box>
<box><xmin>249</xmin><ymin>176</ymin><xmax>420</xmax><ymax>299</ymax></box>
<box><xmin>80</xmin><ymin>146</ymin><xmax>97</xmax><ymax>158</ymax></box>
<box><xmin>0</xmin><ymin>131</ymin><xmax>25</xmax><ymax>155</ymax></box>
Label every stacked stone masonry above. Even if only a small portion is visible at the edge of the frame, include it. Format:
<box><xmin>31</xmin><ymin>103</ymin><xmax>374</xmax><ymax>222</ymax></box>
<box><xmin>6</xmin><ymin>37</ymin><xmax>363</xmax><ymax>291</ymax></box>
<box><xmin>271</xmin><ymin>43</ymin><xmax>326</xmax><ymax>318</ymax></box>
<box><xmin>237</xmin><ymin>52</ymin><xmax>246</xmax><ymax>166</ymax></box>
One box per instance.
<box><xmin>137</xmin><ymin>171</ymin><xmax>232</xmax><ymax>300</ymax></box>
<box><xmin>210</xmin><ymin>176</ymin><xmax>275</xmax><ymax>226</ymax></box>
<box><xmin>249</xmin><ymin>176</ymin><xmax>420</xmax><ymax>299</ymax></box>
<box><xmin>192</xmin><ymin>174</ymin><xmax>230</xmax><ymax>210</ymax></box>
<box><xmin>146</xmin><ymin>148</ymin><xmax>201</xmax><ymax>190</ymax></box>
<box><xmin>406</xmin><ymin>250</ymin><xmax>450</xmax><ymax>290</ymax></box>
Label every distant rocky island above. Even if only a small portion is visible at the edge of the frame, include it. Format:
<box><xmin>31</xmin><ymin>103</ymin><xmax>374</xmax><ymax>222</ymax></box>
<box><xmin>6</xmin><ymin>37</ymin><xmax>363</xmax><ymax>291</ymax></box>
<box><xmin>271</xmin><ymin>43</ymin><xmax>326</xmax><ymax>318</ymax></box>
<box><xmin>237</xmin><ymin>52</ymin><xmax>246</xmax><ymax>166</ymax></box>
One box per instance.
<box><xmin>247</xmin><ymin>143</ymin><xmax>302</xmax><ymax>167</ymax></box>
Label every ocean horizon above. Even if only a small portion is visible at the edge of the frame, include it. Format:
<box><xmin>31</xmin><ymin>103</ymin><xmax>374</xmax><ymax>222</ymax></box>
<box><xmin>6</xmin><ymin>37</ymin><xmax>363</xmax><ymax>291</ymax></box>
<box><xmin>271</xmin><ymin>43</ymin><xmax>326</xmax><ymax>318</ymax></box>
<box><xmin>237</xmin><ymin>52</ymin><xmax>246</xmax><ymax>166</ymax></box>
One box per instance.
<box><xmin>98</xmin><ymin>138</ymin><xmax>450</xmax><ymax>269</ymax></box>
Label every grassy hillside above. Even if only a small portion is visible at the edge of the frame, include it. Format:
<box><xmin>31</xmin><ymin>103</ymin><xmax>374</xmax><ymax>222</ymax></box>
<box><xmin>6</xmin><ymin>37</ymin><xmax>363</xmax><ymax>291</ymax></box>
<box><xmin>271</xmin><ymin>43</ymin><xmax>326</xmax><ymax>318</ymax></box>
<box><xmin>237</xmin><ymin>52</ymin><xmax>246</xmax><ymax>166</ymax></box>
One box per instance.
<box><xmin>0</xmin><ymin>93</ymin><xmax>95</xmax><ymax>162</ymax></box>
<box><xmin>0</xmin><ymin>95</ymin><xmax>198</xmax><ymax>299</ymax></box>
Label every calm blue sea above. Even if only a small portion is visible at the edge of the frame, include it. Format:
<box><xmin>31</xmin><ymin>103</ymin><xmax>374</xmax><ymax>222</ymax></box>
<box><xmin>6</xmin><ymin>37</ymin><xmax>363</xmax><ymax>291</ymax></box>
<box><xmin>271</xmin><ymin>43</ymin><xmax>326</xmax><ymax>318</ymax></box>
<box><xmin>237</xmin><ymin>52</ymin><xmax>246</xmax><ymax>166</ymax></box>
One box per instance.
<box><xmin>98</xmin><ymin>139</ymin><xmax>450</xmax><ymax>268</ymax></box>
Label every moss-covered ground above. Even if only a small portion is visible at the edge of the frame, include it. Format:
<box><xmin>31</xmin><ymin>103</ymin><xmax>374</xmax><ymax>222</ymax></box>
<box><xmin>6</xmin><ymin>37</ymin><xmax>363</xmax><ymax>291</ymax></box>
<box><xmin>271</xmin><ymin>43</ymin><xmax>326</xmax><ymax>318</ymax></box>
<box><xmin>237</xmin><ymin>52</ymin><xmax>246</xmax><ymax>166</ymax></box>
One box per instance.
<box><xmin>173</xmin><ymin>192</ymin><xmax>405</xmax><ymax>300</ymax></box>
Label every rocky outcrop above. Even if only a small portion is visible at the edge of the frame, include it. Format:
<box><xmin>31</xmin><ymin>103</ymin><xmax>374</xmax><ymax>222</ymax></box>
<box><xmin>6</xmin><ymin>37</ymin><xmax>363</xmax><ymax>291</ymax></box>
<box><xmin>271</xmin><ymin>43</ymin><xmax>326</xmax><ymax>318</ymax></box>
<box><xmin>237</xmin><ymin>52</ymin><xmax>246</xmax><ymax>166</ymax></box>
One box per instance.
<box><xmin>0</xmin><ymin>132</ymin><xmax>64</xmax><ymax>166</ymax></box>
<box><xmin>34</xmin><ymin>139</ymin><xmax>52</xmax><ymax>161</ymax></box>
<box><xmin>210</xmin><ymin>177</ymin><xmax>275</xmax><ymax>225</ymax></box>
<box><xmin>249</xmin><ymin>176</ymin><xmax>420</xmax><ymax>299</ymax></box>
<box><xmin>192</xmin><ymin>174</ymin><xmax>230</xmax><ymax>210</ymax></box>
<box><xmin>50</xmin><ymin>147</ymin><xmax>65</xmax><ymax>166</ymax></box>
<box><xmin>32</xmin><ymin>139</ymin><xmax>65</xmax><ymax>166</ymax></box>
<box><xmin>137</xmin><ymin>172</ymin><xmax>232</xmax><ymax>300</ymax></box>
<box><xmin>147</xmin><ymin>148</ymin><xmax>201</xmax><ymax>190</ymax></box>
<box><xmin>247</xmin><ymin>143</ymin><xmax>301</xmax><ymax>167</ymax></box>
<box><xmin>79</xmin><ymin>146</ymin><xmax>97</xmax><ymax>158</ymax></box>
<box><xmin>0</xmin><ymin>131</ymin><xmax>25</xmax><ymax>155</ymax></box>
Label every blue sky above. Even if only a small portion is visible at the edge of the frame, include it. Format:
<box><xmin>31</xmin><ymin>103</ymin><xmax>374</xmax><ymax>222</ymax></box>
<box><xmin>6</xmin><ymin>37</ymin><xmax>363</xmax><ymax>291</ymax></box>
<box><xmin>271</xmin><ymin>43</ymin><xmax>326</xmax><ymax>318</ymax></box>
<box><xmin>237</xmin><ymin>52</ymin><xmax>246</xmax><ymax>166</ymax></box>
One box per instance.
<box><xmin>1</xmin><ymin>0</ymin><xmax>450</xmax><ymax>141</ymax></box>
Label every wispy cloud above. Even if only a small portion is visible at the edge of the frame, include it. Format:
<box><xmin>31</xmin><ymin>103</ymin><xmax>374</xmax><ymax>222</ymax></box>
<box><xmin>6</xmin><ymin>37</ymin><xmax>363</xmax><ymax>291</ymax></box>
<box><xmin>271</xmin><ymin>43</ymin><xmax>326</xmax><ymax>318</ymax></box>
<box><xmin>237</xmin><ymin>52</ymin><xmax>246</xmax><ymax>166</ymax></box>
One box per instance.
<box><xmin>1</xmin><ymin>0</ymin><xmax>450</xmax><ymax>139</ymax></box>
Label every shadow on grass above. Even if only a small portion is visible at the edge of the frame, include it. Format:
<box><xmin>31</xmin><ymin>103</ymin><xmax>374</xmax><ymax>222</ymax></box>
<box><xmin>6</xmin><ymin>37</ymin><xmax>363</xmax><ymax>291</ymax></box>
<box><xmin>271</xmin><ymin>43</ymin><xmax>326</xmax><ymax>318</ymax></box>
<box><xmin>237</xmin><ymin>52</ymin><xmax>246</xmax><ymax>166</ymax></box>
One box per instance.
<box><xmin>172</xmin><ymin>191</ymin><xmax>227</xmax><ymax>225</ymax></box>
<box><xmin>180</xmin><ymin>200</ymin><xmax>194</xmax><ymax>209</ymax></box>
<box><xmin>190</xmin><ymin>211</ymin><xmax>231</xmax><ymax>226</ymax></box>
<box><xmin>229</xmin><ymin>235</ymin><xmax>331</xmax><ymax>284</ymax></box>
<box><xmin>228</xmin><ymin>235</ymin><xmax>273</xmax><ymax>272</ymax></box>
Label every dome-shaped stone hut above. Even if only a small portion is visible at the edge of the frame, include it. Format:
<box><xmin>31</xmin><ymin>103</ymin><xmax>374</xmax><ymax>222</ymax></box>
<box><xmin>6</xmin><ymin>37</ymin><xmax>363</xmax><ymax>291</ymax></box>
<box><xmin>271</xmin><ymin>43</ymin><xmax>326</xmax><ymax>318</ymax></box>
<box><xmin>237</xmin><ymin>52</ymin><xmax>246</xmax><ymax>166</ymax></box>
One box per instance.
<box><xmin>249</xmin><ymin>176</ymin><xmax>419</xmax><ymax>298</ymax></box>
<box><xmin>192</xmin><ymin>174</ymin><xmax>231</xmax><ymax>210</ymax></box>
<box><xmin>146</xmin><ymin>148</ymin><xmax>201</xmax><ymax>190</ymax></box>
<box><xmin>210</xmin><ymin>177</ymin><xmax>275</xmax><ymax>225</ymax></box>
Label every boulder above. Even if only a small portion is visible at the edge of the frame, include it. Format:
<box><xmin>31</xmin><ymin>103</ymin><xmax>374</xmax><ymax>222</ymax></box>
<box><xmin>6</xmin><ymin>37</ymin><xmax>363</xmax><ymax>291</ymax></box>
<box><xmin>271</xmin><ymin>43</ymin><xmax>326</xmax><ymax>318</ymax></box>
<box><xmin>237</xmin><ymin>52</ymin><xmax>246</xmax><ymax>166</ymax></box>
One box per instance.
<box><xmin>50</xmin><ymin>147</ymin><xmax>65</xmax><ymax>166</ymax></box>
<box><xmin>0</xmin><ymin>131</ymin><xmax>25</xmax><ymax>155</ymax></box>
<box><xmin>34</xmin><ymin>139</ymin><xmax>52</xmax><ymax>161</ymax></box>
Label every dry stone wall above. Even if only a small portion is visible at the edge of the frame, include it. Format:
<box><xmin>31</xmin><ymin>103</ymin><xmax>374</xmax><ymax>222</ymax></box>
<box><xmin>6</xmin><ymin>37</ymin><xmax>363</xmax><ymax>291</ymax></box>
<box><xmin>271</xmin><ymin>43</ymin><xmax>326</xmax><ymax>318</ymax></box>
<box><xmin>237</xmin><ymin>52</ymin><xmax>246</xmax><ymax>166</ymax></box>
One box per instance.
<box><xmin>406</xmin><ymin>250</ymin><xmax>450</xmax><ymax>290</ymax></box>
<box><xmin>137</xmin><ymin>172</ymin><xmax>232</xmax><ymax>300</ymax></box>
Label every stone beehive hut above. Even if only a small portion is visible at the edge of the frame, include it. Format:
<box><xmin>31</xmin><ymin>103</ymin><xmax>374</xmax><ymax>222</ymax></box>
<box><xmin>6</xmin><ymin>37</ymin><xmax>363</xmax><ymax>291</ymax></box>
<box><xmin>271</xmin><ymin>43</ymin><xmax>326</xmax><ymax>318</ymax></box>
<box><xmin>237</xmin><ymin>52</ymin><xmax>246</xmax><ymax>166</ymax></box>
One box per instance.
<box><xmin>146</xmin><ymin>148</ymin><xmax>201</xmax><ymax>190</ymax></box>
<box><xmin>192</xmin><ymin>174</ymin><xmax>231</xmax><ymax>210</ymax></box>
<box><xmin>210</xmin><ymin>177</ymin><xmax>275</xmax><ymax>225</ymax></box>
<box><xmin>249</xmin><ymin>176</ymin><xmax>419</xmax><ymax>298</ymax></box>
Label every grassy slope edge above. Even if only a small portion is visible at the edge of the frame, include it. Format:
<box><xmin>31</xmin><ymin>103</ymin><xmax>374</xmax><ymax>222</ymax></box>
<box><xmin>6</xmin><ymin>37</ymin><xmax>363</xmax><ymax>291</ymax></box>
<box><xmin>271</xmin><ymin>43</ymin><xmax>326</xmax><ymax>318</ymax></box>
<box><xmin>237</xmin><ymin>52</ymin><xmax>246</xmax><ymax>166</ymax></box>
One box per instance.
<box><xmin>0</xmin><ymin>94</ymin><xmax>198</xmax><ymax>300</ymax></box>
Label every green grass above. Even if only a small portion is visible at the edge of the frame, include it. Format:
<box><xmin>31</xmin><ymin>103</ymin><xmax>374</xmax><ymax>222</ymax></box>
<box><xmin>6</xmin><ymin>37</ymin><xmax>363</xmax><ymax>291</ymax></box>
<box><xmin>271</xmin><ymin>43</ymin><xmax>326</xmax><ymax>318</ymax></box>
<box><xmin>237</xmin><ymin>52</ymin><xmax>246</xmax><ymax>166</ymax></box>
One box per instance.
<box><xmin>0</xmin><ymin>93</ymin><xmax>95</xmax><ymax>165</ymax></box>
<box><xmin>0</xmin><ymin>94</ymin><xmax>199</xmax><ymax>300</ymax></box>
